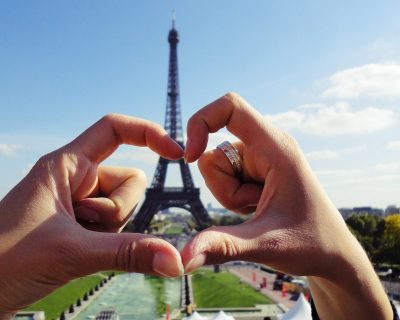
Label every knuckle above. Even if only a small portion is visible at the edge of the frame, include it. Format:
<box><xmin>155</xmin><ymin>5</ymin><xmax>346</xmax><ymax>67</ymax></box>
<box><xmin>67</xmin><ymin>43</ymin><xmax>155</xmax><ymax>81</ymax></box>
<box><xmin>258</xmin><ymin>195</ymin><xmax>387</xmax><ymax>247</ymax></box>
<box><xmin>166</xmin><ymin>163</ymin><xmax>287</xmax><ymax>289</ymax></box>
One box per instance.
<box><xmin>277</xmin><ymin>131</ymin><xmax>302</xmax><ymax>162</ymax></box>
<box><xmin>152</xmin><ymin>122</ymin><xmax>164</xmax><ymax>132</ymax></box>
<box><xmin>187</xmin><ymin>114</ymin><xmax>198</xmax><ymax>130</ymax></box>
<box><xmin>104</xmin><ymin>113</ymin><xmax>120</xmax><ymax>121</ymax></box>
<box><xmin>101</xmin><ymin>113</ymin><xmax>120</xmax><ymax>125</ymax></box>
<box><xmin>109</xmin><ymin>201</ymin><xmax>127</xmax><ymax>228</ymax></box>
<box><xmin>35</xmin><ymin>151</ymin><xmax>76</xmax><ymax>170</ymax></box>
<box><xmin>283</xmin><ymin>132</ymin><xmax>299</xmax><ymax>149</ymax></box>
<box><xmin>218</xmin><ymin>192</ymin><xmax>242</xmax><ymax>211</ymax></box>
<box><xmin>133</xmin><ymin>168</ymin><xmax>147</xmax><ymax>186</ymax></box>
<box><xmin>220</xmin><ymin>234</ymin><xmax>240</xmax><ymax>258</ymax></box>
<box><xmin>220</xmin><ymin>199</ymin><xmax>238</xmax><ymax>211</ymax></box>
<box><xmin>34</xmin><ymin>152</ymin><xmax>54</xmax><ymax>171</ymax></box>
<box><xmin>197</xmin><ymin>152</ymin><xmax>213</xmax><ymax>173</ymax></box>
<box><xmin>32</xmin><ymin>151</ymin><xmax>66</xmax><ymax>182</ymax></box>
<box><xmin>116</xmin><ymin>239</ymin><xmax>137</xmax><ymax>272</ymax></box>
<box><xmin>204</xmin><ymin>186</ymin><xmax>238</xmax><ymax>212</ymax></box>
<box><xmin>223</xmin><ymin>91</ymin><xmax>240</xmax><ymax>103</ymax></box>
<box><xmin>214</xmin><ymin>231</ymin><xmax>240</xmax><ymax>259</ymax></box>
<box><xmin>121</xmin><ymin>236</ymin><xmax>162</xmax><ymax>273</ymax></box>
<box><xmin>199</xmin><ymin>228</ymin><xmax>240</xmax><ymax>260</ymax></box>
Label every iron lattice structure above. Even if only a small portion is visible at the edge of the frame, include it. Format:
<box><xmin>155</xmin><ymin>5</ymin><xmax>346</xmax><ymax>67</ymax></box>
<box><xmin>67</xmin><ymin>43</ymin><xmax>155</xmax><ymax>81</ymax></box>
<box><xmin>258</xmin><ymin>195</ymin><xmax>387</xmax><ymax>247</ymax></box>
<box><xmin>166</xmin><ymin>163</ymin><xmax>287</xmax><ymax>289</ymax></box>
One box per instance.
<box><xmin>131</xmin><ymin>21</ymin><xmax>212</xmax><ymax>233</ymax></box>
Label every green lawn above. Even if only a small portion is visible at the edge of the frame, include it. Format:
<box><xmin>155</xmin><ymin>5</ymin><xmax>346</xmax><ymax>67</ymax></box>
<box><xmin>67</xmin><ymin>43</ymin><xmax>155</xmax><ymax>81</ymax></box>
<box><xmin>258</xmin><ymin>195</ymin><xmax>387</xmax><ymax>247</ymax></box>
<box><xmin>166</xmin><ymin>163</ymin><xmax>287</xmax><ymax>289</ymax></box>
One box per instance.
<box><xmin>24</xmin><ymin>272</ymin><xmax>113</xmax><ymax>320</ymax></box>
<box><xmin>144</xmin><ymin>275</ymin><xmax>174</xmax><ymax>316</ymax></box>
<box><xmin>164</xmin><ymin>223</ymin><xmax>184</xmax><ymax>235</ymax></box>
<box><xmin>191</xmin><ymin>269</ymin><xmax>273</xmax><ymax>308</ymax></box>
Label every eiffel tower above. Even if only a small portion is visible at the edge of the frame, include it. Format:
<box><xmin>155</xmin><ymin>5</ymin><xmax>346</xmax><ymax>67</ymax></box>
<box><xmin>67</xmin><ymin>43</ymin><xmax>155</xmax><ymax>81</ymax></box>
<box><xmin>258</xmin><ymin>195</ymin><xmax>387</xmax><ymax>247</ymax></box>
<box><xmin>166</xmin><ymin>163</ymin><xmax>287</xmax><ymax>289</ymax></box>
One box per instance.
<box><xmin>131</xmin><ymin>19</ymin><xmax>212</xmax><ymax>233</ymax></box>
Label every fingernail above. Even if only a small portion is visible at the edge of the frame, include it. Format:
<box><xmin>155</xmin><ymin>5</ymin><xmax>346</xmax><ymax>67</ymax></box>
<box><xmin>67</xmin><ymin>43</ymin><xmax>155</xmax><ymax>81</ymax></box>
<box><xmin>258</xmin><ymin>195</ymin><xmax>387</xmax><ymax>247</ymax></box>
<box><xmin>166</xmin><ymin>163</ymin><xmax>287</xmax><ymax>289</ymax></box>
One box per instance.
<box><xmin>153</xmin><ymin>252</ymin><xmax>184</xmax><ymax>278</ymax></box>
<box><xmin>184</xmin><ymin>254</ymin><xmax>206</xmax><ymax>274</ymax></box>
<box><xmin>183</xmin><ymin>149</ymin><xmax>190</xmax><ymax>164</ymax></box>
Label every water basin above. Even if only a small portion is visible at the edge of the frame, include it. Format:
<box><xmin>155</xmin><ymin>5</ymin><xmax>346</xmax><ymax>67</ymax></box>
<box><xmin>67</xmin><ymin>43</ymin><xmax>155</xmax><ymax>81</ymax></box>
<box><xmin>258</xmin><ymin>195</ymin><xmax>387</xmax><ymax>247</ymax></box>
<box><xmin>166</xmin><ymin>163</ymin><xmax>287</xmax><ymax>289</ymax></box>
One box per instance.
<box><xmin>75</xmin><ymin>273</ymin><xmax>180</xmax><ymax>320</ymax></box>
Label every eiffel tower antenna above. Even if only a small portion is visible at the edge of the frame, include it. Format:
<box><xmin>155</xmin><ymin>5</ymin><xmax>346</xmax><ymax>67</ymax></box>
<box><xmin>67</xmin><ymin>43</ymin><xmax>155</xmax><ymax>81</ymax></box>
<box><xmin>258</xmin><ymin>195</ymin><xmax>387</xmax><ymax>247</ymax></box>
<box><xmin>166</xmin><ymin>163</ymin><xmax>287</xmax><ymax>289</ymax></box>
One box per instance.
<box><xmin>131</xmin><ymin>17</ymin><xmax>212</xmax><ymax>233</ymax></box>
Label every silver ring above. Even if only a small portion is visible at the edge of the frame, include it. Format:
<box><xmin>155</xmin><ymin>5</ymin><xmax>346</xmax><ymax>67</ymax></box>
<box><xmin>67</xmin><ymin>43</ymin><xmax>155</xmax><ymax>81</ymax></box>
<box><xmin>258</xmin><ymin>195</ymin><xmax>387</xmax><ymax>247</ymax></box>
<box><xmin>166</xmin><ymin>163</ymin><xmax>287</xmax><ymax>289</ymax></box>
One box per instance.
<box><xmin>217</xmin><ymin>141</ymin><xmax>243</xmax><ymax>175</ymax></box>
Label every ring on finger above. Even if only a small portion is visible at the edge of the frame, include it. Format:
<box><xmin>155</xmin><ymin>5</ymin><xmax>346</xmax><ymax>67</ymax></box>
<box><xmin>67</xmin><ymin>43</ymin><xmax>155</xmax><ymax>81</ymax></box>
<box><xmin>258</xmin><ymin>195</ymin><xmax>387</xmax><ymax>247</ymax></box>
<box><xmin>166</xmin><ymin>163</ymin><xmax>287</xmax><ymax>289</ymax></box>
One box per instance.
<box><xmin>217</xmin><ymin>141</ymin><xmax>243</xmax><ymax>176</ymax></box>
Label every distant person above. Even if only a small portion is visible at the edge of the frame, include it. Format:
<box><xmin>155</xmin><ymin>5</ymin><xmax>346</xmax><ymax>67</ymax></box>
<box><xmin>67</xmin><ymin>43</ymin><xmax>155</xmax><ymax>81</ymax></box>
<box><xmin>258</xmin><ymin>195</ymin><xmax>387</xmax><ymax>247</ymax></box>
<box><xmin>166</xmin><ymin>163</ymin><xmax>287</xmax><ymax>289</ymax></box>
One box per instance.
<box><xmin>0</xmin><ymin>93</ymin><xmax>397</xmax><ymax>320</ymax></box>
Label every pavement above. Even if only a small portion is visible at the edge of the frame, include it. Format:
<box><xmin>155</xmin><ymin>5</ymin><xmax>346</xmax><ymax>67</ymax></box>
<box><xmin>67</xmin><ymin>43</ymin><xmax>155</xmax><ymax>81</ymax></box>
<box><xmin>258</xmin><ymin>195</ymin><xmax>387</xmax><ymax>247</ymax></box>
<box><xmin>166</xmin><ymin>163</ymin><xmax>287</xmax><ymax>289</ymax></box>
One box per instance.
<box><xmin>66</xmin><ymin>275</ymin><xmax>116</xmax><ymax>320</ymax></box>
<box><xmin>382</xmin><ymin>279</ymin><xmax>400</xmax><ymax>301</ymax></box>
<box><xmin>228</xmin><ymin>266</ymin><xmax>297</xmax><ymax>310</ymax></box>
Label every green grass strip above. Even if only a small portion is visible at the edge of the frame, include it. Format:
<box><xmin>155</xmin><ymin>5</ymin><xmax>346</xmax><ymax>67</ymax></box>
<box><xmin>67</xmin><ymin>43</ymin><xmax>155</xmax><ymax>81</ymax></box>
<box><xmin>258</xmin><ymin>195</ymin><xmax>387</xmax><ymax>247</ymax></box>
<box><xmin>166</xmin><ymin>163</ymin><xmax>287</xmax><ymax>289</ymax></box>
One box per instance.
<box><xmin>164</xmin><ymin>224</ymin><xmax>184</xmax><ymax>235</ymax></box>
<box><xmin>24</xmin><ymin>272</ymin><xmax>113</xmax><ymax>320</ymax></box>
<box><xmin>191</xmin><ymin>269</ymin><xmax>273</xmax><ymax>308</ymax></box>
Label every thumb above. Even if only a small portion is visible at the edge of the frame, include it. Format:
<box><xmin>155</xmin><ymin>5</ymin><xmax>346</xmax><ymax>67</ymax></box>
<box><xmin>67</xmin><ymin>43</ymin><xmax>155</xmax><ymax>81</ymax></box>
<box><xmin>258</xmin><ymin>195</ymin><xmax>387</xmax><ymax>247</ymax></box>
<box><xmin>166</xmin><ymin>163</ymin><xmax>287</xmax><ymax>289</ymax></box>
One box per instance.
<box><xmin>65</xmin><ymin>228</ymin><xmax>184</xmax><ymax>278</ymax></box>
<box><xmin>180</xmin><ymin>222</ymin><xmax>274</xmax><ymax>273</ymax></box>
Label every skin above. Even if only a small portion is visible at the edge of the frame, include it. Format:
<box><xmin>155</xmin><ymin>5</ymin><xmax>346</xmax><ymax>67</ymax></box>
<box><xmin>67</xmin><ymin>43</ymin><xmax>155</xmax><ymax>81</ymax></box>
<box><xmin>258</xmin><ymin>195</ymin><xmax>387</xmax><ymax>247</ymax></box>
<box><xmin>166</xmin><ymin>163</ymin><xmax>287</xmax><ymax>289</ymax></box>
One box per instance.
<box><xmin>0</xmin><ymin>114</ymin><xmax>185</xmax><ymax>319</ymax></box>
<box><xmin>0</xmin><ymin>96</ymin><xmax>393</xmax><ymax>319</ymax></box>
<box><xmin>181</xmin><ymin>93</ymin><xmax>393</xmax><ymax>320</ymax></box>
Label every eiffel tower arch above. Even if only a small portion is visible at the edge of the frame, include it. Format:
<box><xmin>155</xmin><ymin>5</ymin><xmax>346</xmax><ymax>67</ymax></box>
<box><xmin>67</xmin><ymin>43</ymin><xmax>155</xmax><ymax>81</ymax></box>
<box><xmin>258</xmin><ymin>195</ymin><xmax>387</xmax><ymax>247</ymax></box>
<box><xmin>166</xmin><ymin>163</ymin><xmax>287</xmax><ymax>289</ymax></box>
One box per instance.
<box><xmin>131</xmin><ymin>19</ymin><xmax>212</xmax><ymax>233</ymax></box>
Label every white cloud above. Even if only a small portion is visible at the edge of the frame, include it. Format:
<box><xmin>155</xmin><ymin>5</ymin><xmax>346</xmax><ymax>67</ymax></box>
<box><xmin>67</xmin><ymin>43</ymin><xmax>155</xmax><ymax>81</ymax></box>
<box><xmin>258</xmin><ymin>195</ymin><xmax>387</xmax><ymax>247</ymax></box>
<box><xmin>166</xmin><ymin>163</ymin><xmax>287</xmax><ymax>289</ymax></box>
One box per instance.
<box><xmin>387</xmin><ymin>140</ymin><xmax>400</xmax><ymax>151</ymax></box>
<box><xmin>315</xmin><ymin>161</ymin><xmax>400</xmax><ymax>181</ymax></box>
<box><xmin>298</xmin><ymin>103</ymin><xmax>326</xmax><ymax>110</ymax></box>
<box><xmin>265</xmin><ymin>111</ymin><xmax>304</xmax><ymax>132</ymax></box>
<box><xmin>306</xmin><ymin>149</ymin><xmax>338</xmax><ymax>160</ymax></box>
<box><xmin>375</xmin><ymin>161</ymin><xmax>400</xmax><ymax>172</ymax></box>
<box><xmin>315</xmin><ymin>160</ymin><xmax>400</xmax><ymax>207</ymax></box>
<box><xmin>109</xmin><ymin>147</ymin><xmax>158</xmax><ymax>164</ymax></box>
<box><xmin>266</xmin><ymin>102</ymin><xmax>396</xmax><ymax>136</ymax></box>
<box><xmin>207</xmin><ymin>131</ymin><xmax>236</xmax><ymax>150</ymax></box>
<box><xmin>326</xmin><ymin>173</ymin><xmax>400</xmax><ymax>187</ymax></box>
<box><xmin>322</xmin><ymin>63</ymin><xmax>400</xmax><ymax>99</ymax></box>
<box><xmin>306</xmin><ymin>144</ymin><xmax>366</xmax><ymax>161</ymax></box>
<box><xmin>0</xmin><ymin>144</ymin><xmax>22</xmax><ymax>157</ymax></box>
<box><xmin>315</xmin><ymin>168</ymin><xmax>366</xmax><ymax>176</ymax></box>
<box><xmin>341</xmin><ymin>144</ymin><xmax>367</xmax><ymax>153</ymax></box>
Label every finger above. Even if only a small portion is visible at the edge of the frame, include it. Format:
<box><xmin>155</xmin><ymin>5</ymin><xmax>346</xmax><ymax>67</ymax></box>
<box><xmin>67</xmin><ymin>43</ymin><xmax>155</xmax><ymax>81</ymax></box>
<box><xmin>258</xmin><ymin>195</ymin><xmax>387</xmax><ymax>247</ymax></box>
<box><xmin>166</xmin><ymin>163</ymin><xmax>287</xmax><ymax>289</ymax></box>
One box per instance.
<box><xmin>68</xmin><ymin>114</ymin><xmax>183</xmax><ymax>163</ymax></box>
<box><xmin>180</xmin><ymin>223</ymin><xmax>264</xmax><ymax>273</ymax></box>
<box><xmin>56</xmin><ymin>222</ymin><xmax>184</xmax><ymax>278</ymax></box>
<box><xmin>75</xmin><ymin>200</ymin><xmax>138</xmax><ymax>232</ymax></box>
<box><xmin>235</xmin><ymin>206</ymin><xmax>257</xmax><ymax>215</ymax></box>
<box><xmin>198</xmin><ymin>148</ymin><xmax>262</xmax><ymax>213</ymax></box>
<box><xmin>185</xmin><ymin>92</ymin><xmax>270</xmax><ymax>163</ymax></box>
<box><xmin>74</xmin><ymin>166</ymin><xmax>147</xmax><ymax>230</ymax></box>
<box><xmin>87</xmin><ymin>232</ymin><xmax>183</xmax><ymax>277</ymax></box>
<box><xmin>76</xmin><ymin>219</ymin><xmax>120</xmax><ymax>233</ymax></box>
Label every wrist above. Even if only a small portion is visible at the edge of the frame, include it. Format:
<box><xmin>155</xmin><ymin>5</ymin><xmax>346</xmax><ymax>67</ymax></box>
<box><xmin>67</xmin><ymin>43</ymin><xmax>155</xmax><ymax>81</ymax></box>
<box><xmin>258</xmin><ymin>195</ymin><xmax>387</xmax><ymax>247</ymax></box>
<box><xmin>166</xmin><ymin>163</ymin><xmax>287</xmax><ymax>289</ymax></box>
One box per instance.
<box><xmin>309</xmin><ymin>232</ymin><xmax>393</xmax><ymax>320</ymax></box>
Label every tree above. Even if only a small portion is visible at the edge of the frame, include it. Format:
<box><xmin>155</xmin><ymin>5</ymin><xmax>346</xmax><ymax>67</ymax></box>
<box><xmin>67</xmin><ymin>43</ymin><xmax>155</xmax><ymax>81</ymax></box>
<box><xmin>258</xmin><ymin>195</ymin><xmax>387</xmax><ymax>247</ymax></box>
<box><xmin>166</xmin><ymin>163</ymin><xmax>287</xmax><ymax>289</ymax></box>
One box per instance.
<box><xmin>212</xmin><ymin>214</ymin><xmax>247</xmax><ymax>226</ymax></box>
<box><xmin>346</xmin><ymin>214</ymin><xmax>385</xmax><ymax>260</ymax></box>
<box><xmin>380</xmin><ymin>214</ymin><xmax>400</xmax><ymax>265</ymax></box>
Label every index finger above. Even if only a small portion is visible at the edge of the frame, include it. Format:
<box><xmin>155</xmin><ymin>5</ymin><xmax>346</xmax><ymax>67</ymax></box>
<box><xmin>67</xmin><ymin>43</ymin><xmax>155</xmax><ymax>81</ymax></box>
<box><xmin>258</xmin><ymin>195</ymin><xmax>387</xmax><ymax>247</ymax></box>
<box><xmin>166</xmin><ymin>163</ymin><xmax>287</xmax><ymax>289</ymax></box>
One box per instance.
<box><xmin>185</xmin><ymin>92</ymin><xmax>268</xmax><ymax>163</ymax></box>
<box><xmin>68</xmin><ymin>113</ymin><xmax>183</xmax><ymax>163</ymax></box>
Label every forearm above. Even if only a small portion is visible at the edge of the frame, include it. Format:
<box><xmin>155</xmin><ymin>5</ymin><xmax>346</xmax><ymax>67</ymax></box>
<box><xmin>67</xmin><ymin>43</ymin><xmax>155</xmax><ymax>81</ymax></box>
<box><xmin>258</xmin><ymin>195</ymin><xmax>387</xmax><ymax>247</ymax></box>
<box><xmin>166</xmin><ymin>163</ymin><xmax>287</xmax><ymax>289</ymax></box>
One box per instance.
<box><xmin>308</xmin><ymin>236</ymin><xmax>393</xmax><ymax>320</ymax></box>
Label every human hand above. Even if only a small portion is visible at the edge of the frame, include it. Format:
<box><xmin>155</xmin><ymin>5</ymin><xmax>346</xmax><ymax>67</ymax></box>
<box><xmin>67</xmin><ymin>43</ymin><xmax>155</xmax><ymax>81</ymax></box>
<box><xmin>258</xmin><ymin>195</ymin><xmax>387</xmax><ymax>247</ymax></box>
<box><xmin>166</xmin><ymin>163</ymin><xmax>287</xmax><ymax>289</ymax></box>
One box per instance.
<box><xmin>181</xmin><ymin>92</ymin><xmax>348</xmax><ymax>275</ymax></box>
<box><xmin>0</xmin><ymin>114</ymin><xmax>184</xmax><ymax>318</ymax></box>
<box><xmin>181</xmin><ymin>93</ymin><xmax>392</xmax><ymax>319</ymax></box>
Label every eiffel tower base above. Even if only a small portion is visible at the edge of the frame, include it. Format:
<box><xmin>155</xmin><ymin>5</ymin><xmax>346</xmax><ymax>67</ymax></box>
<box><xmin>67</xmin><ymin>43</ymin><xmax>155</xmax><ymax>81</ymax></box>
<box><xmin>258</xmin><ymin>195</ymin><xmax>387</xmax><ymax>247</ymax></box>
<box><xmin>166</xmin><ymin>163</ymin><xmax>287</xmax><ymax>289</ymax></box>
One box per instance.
<box><xmin>131</xmin><ymin>187</ymin><xmax>212</xmax><ymax>233</ymax></box>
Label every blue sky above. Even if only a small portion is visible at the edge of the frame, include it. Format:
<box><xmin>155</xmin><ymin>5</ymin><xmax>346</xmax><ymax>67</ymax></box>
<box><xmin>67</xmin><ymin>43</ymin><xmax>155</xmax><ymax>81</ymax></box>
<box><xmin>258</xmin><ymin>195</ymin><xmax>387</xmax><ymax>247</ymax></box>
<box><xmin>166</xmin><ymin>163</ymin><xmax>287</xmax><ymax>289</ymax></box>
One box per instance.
<box><xmin>1</xmin><ymin>1</ymin><xmax>399</xmax><ymax>209</ymax></box>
